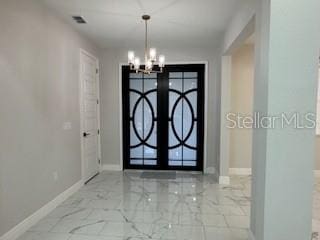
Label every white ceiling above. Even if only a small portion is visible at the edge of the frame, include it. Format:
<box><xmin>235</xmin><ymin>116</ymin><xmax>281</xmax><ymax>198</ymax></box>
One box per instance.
<box><xmin>43</xmin><ymin>0</ymin><xmax>245</xmax><ymax>50</ymax></box>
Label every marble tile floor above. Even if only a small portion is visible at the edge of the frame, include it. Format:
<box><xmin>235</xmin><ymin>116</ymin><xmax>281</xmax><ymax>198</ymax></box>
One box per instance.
<box><xmin>17</xmin><ymin>171</ymin><xmax>320</xmax><ymax>240</ymax></box>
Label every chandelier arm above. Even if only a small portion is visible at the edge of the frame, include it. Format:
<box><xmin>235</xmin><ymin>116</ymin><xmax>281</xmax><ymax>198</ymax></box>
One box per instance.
<box><xmin>135</xmin><ymin>67</ymin><xmax>163</xmax><ymax>74</ymax></box>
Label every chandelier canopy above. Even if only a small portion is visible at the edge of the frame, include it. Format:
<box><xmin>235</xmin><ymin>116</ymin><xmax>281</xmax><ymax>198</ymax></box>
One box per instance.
<box><xmin>128</xmin><ymin>15</ymin><xmax>165</xmax><ymax>74</ymax></box>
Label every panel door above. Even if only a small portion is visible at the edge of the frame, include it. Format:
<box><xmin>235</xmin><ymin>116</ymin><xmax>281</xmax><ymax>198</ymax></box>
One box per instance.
<box><xmin>81</xmin><ymin>51</ymin><xmax>100</xmax><ymax>181</ymax></box>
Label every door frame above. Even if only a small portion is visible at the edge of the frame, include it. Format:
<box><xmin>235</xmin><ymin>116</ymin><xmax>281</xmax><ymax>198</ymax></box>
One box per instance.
<box><xmin>119</xmin><ymin>61</ymin><xmax>209</xmax><ymax>172</ymax></box>
<box><xmin>79</xmin><ymin>49</ymin><xmax>102</xmax><ymax>182</ymax></box>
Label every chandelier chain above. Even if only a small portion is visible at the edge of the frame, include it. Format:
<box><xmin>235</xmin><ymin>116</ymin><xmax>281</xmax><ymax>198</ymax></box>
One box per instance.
<box><xmin>145</xmin><ymin>19</ymin><xmax>148</xmax><ymax>64</ymax></box>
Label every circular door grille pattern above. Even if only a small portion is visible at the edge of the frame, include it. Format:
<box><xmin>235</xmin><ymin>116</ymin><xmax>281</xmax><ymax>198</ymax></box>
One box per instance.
<box><xmin>123</xmin><ymin>66</ymin><xmax>204</xmax><ymax>170</ymax></box>
<box><xmin>128</xmin><ymin>73</ymin><xmax>158</xmax><ymax>167</ymax></box>
<box><xmin>168</xmin><ymin>72</ymin><xmax>199</xmax><ymax>167</ymax></box>
<box><xmin>169</xmin><ymin>89</ymin><xmax>197</xmax><ymax>150</ymax></box>
<box><xmin>130</xmin><ymin>89</ymin><xmax>157</xmax><ymax>149</ymax></box>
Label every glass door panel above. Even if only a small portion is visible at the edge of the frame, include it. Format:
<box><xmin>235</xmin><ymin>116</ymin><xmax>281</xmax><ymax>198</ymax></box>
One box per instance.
<box><xmin>168</xmin><ymin>72</ymin><xmax>199</xmax><ymax>168</ymax></box>
<box><xmin>128</xmin><ymin>72</ymin><xmax>158</xmax><ymax>167</ymax></box>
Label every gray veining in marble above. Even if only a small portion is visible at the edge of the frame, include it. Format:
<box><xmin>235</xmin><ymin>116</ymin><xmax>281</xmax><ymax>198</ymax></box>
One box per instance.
<box><xmin>140</xmin><ymin>172</ymin><xmax>177</xmax><ymax>180</ymax></box>
<box><xmin>17</xmin><ymin>172</ymin><xmax>320</xmax><ymax>240</ymax></box>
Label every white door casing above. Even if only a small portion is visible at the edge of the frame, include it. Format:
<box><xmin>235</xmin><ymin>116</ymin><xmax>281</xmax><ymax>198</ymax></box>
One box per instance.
<box><xmin>80</xmin><ymin>49</ymin><xmax>101</xmax><ymax>183</ymax></box>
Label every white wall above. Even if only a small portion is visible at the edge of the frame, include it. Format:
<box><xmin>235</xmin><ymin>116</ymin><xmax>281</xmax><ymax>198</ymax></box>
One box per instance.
<box><xmin>250</xmin><ymin>0</ymin><xmax>320</xmax><ymax>238</ymax></box>
<box><xmin>228</xmin><ymin>44</ymin><xmax>320</xmax><ymax>171</ymax></box>
<box><xmin>315</xmin><ymin>138</ymin><xmax>320</xmax><ymax>170</ymax></box>
<box><xmin>0</xmin><ymin>0</ymin><xmax>99</xmax><ymax>236</ymax></box>
<box><xmin>100</xmin><ymin>47</ymin><xmax>221</xmax><ymax>171</ymax></box>
<box><xmin>230</xmin><ymin>44</ymin><xmax>254</xmax><ymax>169</ymax></box>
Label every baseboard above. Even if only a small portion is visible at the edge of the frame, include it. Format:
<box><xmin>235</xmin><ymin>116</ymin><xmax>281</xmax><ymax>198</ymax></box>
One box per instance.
<box><xmin>249</xmin><ymin>230</ymin><xmax>255</xmax><ymax>240</ymax></box>
<box><xmin>204</xmin><ymin>167</ymin><xmax>215</xmax><ymax>174</ymax></box>
<box><xmin>229</xmin><ymin>168</ymin><xmax>252</xmax><ymax>175</ymax></box>
<box><xmin>229</xmin><ymin>168</ymin><xmax>320</xmax><ymax>177</ymax></box>
<box><xmin>0</xmin><ymin>180</ymin><xmax>83</xmax><ymax>240</ymax></box>
<box><xmin>102</xmin><ymin>164</ymin><xmax>122</xmax><ymax>171</ymax></box>
<box><xmin>219</xmin><ymin>176</ymin><xmax>230</xmax><ymax>185</ymax></box>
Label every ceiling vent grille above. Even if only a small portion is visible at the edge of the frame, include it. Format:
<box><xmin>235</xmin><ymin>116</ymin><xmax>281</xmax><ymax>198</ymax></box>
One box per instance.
<box><xmin>72</xmin><ymin>16</ymin><xmax>87</xmax><ymax>24</ymax></box>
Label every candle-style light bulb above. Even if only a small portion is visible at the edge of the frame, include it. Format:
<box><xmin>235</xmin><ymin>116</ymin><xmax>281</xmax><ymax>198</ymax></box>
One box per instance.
<box><xmin>159</xmin><ymin>55</ymin><xmax>165</xmax><ymax>68</ymax></box>
<box><xmin>134</xmin><ymin>57</ymin><xmax>140</xmax><ymax>70</ymax></box>
<box><xmin>149</xmin><ymin>48</ymin><xmax>157</xmax><ymax>61</ymax></box>
<box><xmin>128</xmin><ymin>51</ymin><xmax>135</xmax><ymax>64</ymax></box>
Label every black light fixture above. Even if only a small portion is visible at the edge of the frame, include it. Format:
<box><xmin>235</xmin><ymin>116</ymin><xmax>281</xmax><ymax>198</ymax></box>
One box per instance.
<box><xmin>72</xmin><ymin>16</ymin><xmax>87</xmax><ymax>24</ymax></box>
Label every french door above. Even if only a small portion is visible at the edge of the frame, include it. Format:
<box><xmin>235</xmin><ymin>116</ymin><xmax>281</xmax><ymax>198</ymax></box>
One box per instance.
<box><xmin>122</xmin><ymin>64</ymin><xmax>205</xmax><ymax>171</ymax></box>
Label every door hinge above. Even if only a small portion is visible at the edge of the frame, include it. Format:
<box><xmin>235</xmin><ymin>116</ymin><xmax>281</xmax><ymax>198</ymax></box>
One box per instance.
<box><xmin>97</xmin><ymin>99</ymin><xmax>99</xmax><ymax>104</ymax></box>
<box><xmin>98</xmin><ymin>129</ymin><xmax>100</xmax><ymax>135</ymax></box>
<box><xmin>98</xmin><ymin>159</ymin><xmax>101</xmax><ymax>164</ymax></box>
<box><xmin>96</xmin><ymin>68</ymin><xmax>99</xmax><ymax>74</ymax></box>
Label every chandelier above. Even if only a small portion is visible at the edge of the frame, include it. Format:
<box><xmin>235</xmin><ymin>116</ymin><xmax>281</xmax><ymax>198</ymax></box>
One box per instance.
<box><xmin>128</xmin><ymin>15</ymin><xmax>165</xmax><ymax>74</ymax></box>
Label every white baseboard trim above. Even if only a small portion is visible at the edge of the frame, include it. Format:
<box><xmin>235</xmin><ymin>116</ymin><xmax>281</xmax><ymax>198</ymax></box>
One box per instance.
<box><xmin>204</xmin><ymin>167</ymin><xmax>215</xmax><ymax>174</ymax></box>
<box><xmin>229</xmin><ymin>168</ymin><xmax>320</xmax><ymax>177</ymax></box>
<box><xmin>229</xmin><ymin>168</ymin><xmax>252</xmax><ymax>175</ymax></box>
<box><xmin>102</xmin><ymin>164</ymin><xmax>122</xmax><ymax>171</ymax></box>
<box><xmin>219</xmin><ymin>176</ymin><xmax>230</xmax><ymax>185</ymax></box>
<box><xmin>249</xmin><ymin>230</ymin><xmax>255</xmax><ymax>240</ymax></box>
<box><xmin>0</xmin><ymin>180</ymin><xmax>83</xmax><ymax>240</ymax></box>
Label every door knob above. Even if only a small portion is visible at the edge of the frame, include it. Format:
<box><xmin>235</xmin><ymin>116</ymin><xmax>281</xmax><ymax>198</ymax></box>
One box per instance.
<box><xmin>83</xmin><ymin>132</ymin><xmax>90</xmax><ymax>137</ymax></box>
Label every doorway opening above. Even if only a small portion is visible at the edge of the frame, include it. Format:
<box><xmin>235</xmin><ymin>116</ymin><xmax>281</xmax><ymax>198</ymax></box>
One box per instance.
<box><xmin>229</xmin><ymin>39</ymin><xmax>254</xmax><ymax>176</ymax></box>
<box><xmin>122</xmin><ymin>64</ymin><xmax>205</xmax><ymax>171</ymax></box>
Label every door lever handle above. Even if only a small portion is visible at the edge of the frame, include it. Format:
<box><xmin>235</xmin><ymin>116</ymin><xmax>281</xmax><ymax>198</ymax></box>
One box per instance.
<box><xmin>83</xmin><ymin>132</ymin><xmax>90</xmax><ymax>137</ymax></box>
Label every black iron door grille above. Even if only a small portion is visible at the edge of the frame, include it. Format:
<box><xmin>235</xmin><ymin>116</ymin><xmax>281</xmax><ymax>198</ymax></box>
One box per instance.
<box><xmin>122</xmin><ymin>64</ymin><xmax>205</xmax><ymax>171</ymax></box>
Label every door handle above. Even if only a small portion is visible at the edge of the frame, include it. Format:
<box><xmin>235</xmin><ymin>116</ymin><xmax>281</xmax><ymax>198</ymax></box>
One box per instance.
<box><xmin>83</xmin><ymin>132</ymin><xmax>90</xmax><ymax>137</ymax></box>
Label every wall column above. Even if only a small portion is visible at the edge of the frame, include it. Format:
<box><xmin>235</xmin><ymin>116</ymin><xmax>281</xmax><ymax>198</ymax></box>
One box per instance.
<box><xmin>251</xmin><ymin>0</ymin><xmax>320</xmax><ymax>239</ymax></box>
<box><xmin>219</xmin><ymin>56</ymin><xmax>232</xmax><ymax>184</ymax></box>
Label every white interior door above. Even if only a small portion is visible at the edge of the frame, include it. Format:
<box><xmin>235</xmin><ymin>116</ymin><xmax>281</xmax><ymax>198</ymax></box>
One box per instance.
<box><xmin>80</xmin><ymin>50</ymin><xmax>100</xmax><ymax>183</ymax></box>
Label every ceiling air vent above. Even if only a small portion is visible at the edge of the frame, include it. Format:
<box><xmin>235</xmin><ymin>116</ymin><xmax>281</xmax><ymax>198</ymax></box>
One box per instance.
<box><xmin>72</xmin><ymin>16</ymin><xmax>87</xmax><ymax>24</ymax></box>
